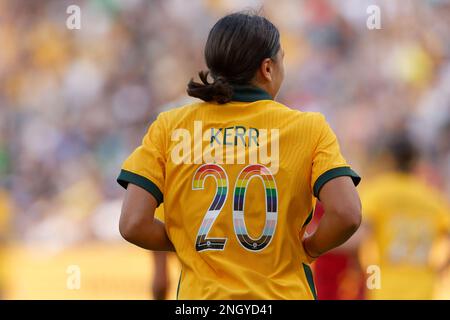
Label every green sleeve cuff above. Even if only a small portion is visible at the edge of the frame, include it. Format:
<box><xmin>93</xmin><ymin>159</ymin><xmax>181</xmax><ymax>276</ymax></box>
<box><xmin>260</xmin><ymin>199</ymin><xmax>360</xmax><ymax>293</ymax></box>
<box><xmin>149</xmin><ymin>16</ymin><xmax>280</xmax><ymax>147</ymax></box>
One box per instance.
<box><xmin>117</xmin><ymin>169</ymin><xmax>163</xmax><ymax>205</ymax></box>
<box><xmin>313</xmin><ymin>166</ymin><xmax>361</xmax><ymax>199</ymax></box>
<box><xmin>302</xmin><ymin>209</ymin><xmax>314</xmax><ymax>228</ymax></box>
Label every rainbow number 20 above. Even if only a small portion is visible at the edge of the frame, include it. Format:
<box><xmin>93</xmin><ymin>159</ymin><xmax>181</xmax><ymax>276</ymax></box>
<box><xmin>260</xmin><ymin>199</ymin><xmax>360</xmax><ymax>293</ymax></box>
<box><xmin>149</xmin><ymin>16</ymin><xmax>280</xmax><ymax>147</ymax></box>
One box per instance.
<box><xmin>233</xmin><ymin>165</ymin><xmax>278</xmax><ymax>251</ymax></box>
<box><xmin>192</xmin><ymin>164</ymin><xmax>229</xmax><ymax>251</ymax></box>
<box><xmin>192</xmin><ymin>164</ymin><xmax>278</xmax><ymax>252</ymax></box>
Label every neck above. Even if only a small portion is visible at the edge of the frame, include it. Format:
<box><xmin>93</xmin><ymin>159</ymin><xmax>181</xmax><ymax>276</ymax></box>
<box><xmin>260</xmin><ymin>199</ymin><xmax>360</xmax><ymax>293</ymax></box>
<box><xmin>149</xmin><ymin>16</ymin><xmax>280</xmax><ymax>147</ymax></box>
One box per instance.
<box><xmin>230</xmin><ymin>84</ymin><xmax>273</xmax><ymax>102</ymax></box>
<box><xmin>251</xmin><ymin>81</ymin><xmax>275</xmax><ymax>99</ymax></box>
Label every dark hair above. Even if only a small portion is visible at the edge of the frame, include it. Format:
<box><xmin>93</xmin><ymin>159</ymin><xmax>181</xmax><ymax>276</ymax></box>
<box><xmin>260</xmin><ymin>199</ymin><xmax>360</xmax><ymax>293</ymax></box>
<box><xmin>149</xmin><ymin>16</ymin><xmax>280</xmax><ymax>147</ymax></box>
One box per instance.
<box><xmin>386</xmin><ymin>132</ymin><xmax>419</xmax><ymax>172</ymax></box>
<box><xmin>187</xmin><ymin>12</ymin><xmax>281</xmax><ymax>104</ymax></box>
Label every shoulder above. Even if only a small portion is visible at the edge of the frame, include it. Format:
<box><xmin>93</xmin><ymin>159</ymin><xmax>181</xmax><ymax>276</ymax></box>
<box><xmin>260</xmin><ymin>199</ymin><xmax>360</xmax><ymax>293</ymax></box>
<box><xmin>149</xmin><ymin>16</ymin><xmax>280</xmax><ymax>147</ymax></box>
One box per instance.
<box><xmin>361</xmin><ymin>175</ymin><xmax>391</xmax><ymax>197</ymax></box>
<box><xmin>269</xmin><ymin>101</ymin><xmax>328</xmax><ymax>125</ymax></box>
<box><xmin>415</xmin><ymin>180</ymin><xmax>450</xmax><ymax>212</ymax></box>
<box><xmin>153</xmin><ymin>102</ymin><xmax>205</xmax><ymax>128</ymax></box>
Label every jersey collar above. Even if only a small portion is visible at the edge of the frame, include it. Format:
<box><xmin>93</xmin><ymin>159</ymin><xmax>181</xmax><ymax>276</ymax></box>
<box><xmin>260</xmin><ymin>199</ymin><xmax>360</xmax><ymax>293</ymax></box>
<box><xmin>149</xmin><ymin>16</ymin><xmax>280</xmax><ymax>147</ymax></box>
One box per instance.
<box><xmin>231</xmin><ymin>85</ymin><xmax>273</xmax><ymax>102</ymax></box>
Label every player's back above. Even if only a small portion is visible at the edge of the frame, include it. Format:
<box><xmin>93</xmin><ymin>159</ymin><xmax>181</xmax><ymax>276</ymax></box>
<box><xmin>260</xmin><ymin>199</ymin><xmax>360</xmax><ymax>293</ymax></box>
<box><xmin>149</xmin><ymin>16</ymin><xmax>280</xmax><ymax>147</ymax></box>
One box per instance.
<box><xmin>165</xmin><ymin>99</ymin><xmax>315</xmax><ymax>300</ymax></box>
<box><xmin>117</xmin><ymin>13</ymin><xmax>362</xmax><ymax>300</ymax></box>
<box><xmin>118</xmin><ymin>89</ymin><xmax>360</xmax><ymax>299</ymax></box>
<box><xmin>362</xmin><ymin>172</ymin><xmax>450</xmax><ymax>299</ymax></box>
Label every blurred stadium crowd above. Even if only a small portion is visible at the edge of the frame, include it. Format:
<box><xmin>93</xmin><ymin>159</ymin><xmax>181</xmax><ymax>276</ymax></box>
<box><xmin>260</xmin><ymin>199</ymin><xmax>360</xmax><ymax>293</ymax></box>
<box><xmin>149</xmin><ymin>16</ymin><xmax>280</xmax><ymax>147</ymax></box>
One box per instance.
<box><xmin>0</xmin><ymin>0</ymin><xmax>449</xmax><ymax>298</ymax></box>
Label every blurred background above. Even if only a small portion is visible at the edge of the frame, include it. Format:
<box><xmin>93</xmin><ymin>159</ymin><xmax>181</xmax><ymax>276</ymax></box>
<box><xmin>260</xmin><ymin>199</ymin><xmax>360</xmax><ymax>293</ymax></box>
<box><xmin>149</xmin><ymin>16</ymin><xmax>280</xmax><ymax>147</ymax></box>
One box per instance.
<box><xmin>0</xmin><ymin>0</ymin><xmax>448</xmax><ymax>299</ymax></box>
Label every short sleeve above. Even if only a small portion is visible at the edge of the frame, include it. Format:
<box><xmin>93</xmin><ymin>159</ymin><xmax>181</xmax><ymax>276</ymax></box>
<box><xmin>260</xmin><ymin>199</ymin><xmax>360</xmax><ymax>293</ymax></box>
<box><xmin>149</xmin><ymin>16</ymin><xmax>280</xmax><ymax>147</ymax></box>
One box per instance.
<box><xmin>311</xmin><ymin>114</ymin><xmax>361</xmax><ymax>198</ymax></box>
<box><xmin>117</xmin><ymin>114</ymin><xmax>166</xmax><ymax>205</ymax></box>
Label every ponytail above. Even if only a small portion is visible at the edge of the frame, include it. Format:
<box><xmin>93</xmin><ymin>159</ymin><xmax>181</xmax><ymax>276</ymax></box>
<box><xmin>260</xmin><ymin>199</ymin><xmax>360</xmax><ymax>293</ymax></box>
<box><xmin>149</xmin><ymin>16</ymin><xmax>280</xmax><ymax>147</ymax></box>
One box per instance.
<box><xmin>187</xmin><ymin>71</ymin><xmax>233</xmax><ymax>104</ymax></box>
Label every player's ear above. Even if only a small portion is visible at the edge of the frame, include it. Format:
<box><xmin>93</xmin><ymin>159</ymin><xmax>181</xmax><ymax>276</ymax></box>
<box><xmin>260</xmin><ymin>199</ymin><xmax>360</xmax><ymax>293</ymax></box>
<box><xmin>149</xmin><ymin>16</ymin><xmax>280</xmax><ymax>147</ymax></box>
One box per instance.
<box><xmin>259</xmin><ymin>58</ymin><xmax>273</xmax><ymax>82</ymax></box>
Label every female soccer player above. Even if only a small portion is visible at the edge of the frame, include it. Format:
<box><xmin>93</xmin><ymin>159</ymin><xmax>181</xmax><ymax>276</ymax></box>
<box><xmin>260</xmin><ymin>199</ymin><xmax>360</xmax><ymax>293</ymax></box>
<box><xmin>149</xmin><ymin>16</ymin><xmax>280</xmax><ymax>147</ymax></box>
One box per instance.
<box><xmin>117</xmin><ymin>12</ymin><xmax>362</xmax><ymax>300</ymax></box>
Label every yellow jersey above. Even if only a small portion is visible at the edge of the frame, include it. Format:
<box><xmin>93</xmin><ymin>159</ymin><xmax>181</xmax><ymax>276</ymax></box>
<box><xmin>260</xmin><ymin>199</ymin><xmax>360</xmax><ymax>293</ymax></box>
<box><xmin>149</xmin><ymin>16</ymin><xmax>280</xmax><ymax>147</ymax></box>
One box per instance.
<box><xmin>154</xmin><ymin>204</ymin><xmax>165</xmax><ymax>222</ymax></box>
<box><xmin>118</xmin><ymin>86</ymin><xmax>360</xmax><ymax>300</ymax></box>
<box><xmin>361</xmin><ymin>172</ymin><xmax>450</xmax><ymax>300</ymax></box>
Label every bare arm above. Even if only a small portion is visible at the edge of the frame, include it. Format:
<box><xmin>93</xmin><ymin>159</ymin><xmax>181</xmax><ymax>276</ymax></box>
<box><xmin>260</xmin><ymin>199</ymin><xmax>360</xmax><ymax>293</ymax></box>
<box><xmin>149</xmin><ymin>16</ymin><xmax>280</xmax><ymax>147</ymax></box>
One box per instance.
<box><xmin>119</xmin><ymin>184</ymin><xmax>175</xmax><ymax>251</ymax></box>
<box><xmin>332</xmin><ymin>223</ymin><xmax>369</xmax><ymax>253</ymax></box>
<box><xmin>303</xmin><ymin>176</ymin><xmax>362</xmax><ymax>259</ymax></box>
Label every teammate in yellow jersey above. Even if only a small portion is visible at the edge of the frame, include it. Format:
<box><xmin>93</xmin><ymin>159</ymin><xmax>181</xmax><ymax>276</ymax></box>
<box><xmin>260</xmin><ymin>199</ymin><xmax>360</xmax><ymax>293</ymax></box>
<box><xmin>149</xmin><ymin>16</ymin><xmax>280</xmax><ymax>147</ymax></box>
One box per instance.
<box><xmin>117</xmin><ymin>12</ymin><xmax>362</xmax><ymax>300</ymax></box>
<box><xmin>361</xmin><ymin>133</ymin><xmax>449</xmax><ymax>300</ymax></box>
